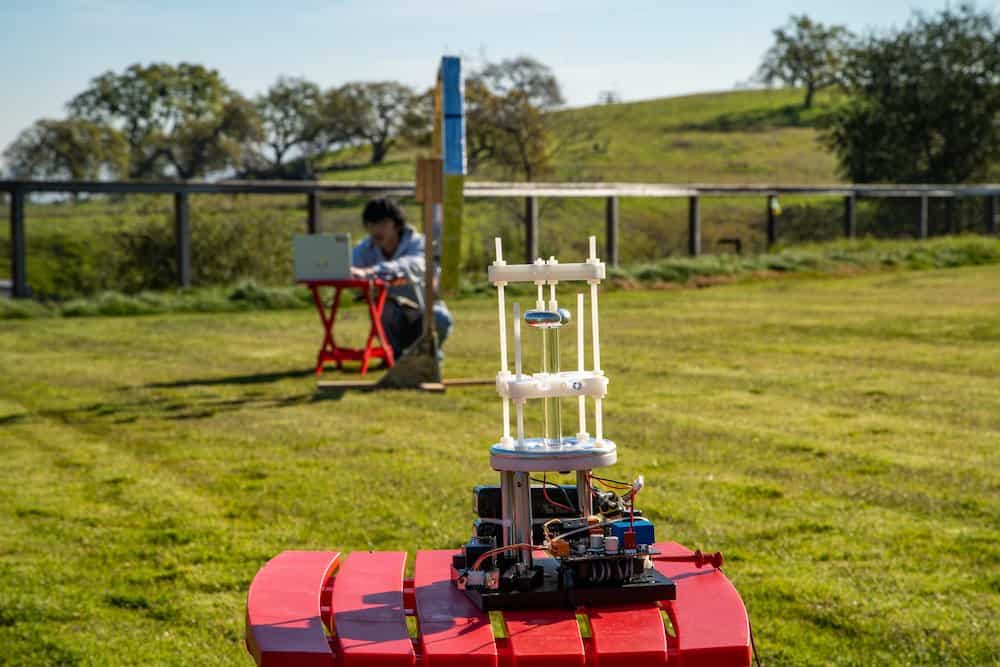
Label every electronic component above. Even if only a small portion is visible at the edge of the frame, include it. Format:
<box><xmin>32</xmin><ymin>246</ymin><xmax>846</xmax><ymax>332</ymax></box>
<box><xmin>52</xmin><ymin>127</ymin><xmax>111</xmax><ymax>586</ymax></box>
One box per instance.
<box><xmin>610</xmin><ymin>518</ymin><xmax>655</xmax><ymax>546</ymax></box>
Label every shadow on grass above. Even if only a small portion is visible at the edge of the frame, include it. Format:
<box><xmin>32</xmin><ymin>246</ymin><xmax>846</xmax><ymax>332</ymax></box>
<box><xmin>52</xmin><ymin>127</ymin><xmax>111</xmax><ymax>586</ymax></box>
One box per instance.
<box><xmin>146</xmin><ymin>368</ymin><xmax>315</xmax><ymax>389</ymax></box>
<box><xmin>673</xmin><ymin>104</ymin><xmax>819</xmax><ymax>133</ymax></box>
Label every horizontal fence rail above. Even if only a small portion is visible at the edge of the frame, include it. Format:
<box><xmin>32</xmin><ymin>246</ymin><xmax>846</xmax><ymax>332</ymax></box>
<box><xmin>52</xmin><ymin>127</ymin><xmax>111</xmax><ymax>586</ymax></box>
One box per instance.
<box><xmin>3</xmin><ymin>179</ymin><xmax>999</xmax><ymax>298</ymax></box>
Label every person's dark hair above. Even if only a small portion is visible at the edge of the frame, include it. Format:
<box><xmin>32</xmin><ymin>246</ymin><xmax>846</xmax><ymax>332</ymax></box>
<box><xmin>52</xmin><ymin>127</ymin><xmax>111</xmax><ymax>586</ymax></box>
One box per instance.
<box><xmin>362</xmin><ymin>198</ymin><xmax>407</xmax><ymax>231</ymax></box>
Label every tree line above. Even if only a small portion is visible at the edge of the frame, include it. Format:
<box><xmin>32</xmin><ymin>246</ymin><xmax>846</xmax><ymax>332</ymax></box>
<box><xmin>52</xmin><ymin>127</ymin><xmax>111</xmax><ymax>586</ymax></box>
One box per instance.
<box><xmin>756</xmin><ymin>4</ymin><xmax>998</xmax><ymax>183</ymax></box>
<box><xmin>3</xmin><ymin>4</ymin><xmax>997</xmax><ymax>186</ymax></box>
<box><xmin>2</xmin><ymin>57</ymin><xmax>575</xmax><ymax>183</ymax></box>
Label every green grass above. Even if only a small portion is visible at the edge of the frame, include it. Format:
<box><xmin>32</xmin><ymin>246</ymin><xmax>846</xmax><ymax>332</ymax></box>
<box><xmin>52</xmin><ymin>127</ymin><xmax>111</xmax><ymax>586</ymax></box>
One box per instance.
<box><xmin>0</xmin><ymin>267</ymin><xmax>998</xmax><ymax>665</ymax></box>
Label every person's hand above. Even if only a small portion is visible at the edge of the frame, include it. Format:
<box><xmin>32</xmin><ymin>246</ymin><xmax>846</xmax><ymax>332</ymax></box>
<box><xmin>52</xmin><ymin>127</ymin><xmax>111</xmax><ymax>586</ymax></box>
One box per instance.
<box><xmin>351</xmin><ymin>266</ymin><xmax>373</xmax><ymax>279</ymax></box>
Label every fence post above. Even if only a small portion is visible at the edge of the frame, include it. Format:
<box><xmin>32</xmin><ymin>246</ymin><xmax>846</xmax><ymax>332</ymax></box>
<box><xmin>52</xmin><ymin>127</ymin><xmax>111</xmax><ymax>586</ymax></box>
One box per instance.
<box><xmin>766</xmin><ymin>195</ymin><xmax>777</xmax><ymax>248</ymax></box>
<box><xmin>605</xmin><ymin>196</ymin><xmax>619</xmax><ymax>267</ymax></box>
<box><xmin>524</xmin><ymin>196</ymin><xmax>538</xmax><ymax>263</ymax></box>
<box><xmin>687</xmin><ymin>195</ymin><xmax>700</xmax><ymax>257</ymax></box>
<box><xmin>986</xmin><ymin>195</ymin><xmax>997</xmax><ymax>236</ymax></box>
<box><xmin>174</xmin><ymin>191</ymin><xmax>191</xmax><ymax>288</ymax></box>
<box><xmin>307</xmin><ymin>191</ymin><xmax>321</xmax><ymax>234</ymax></box>
<box><xmin>919</xmin><ymin>195</ymin><xmax>929</xmax><ymax>239</ymax></box>
<box><xmin>9</xmin><ymin>186</ymin><xmax>27</xmax><ymax>298</ymax></box>
<box><xmin>843</xmin><ymin>194</ymin><xmax>856</xmax><ymax>239</ymax></box>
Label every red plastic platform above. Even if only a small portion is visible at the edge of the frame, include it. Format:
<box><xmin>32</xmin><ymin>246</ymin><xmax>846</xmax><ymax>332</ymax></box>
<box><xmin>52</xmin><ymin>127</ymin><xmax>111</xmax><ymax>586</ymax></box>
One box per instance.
<box><xmin>246</xmin><ymin>543</ymin><xmax>750</xmax><ymax>667</ymax></box>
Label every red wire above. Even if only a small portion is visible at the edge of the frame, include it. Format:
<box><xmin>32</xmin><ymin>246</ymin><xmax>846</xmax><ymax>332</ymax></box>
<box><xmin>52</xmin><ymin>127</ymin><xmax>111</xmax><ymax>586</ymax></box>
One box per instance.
<box><xmin>541</xmin><ymin>473</ymin><xmax>577</xmax><ymax>513</ymax></box>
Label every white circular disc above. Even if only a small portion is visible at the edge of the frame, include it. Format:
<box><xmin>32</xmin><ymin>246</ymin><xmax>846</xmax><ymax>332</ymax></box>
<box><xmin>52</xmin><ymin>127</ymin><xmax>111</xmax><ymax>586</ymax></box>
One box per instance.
<box><xmin>490</xmin><ymin>436</ymin><xmax>617</xmax><ymax>472</ymax></box>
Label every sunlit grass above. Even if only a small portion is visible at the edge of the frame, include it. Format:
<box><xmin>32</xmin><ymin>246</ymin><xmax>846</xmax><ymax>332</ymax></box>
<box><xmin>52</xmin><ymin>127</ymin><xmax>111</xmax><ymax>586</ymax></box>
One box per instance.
<box><xmin>0</xmin><ymin>265</ymin><xmax>997</xmax><ymax>664</ymax></box>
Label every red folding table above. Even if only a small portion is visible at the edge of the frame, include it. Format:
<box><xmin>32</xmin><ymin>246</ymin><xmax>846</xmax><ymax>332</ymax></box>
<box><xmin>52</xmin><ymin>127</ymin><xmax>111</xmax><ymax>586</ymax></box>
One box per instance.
<box><xmin>300</xmin><ymin>278</ymin><xmax>405</xmax><ymax>376</ymax></box>
<box><xmin>245</xmin><ymin>542</ymin><xmax>751</xmax><ymax>667</ymax></box>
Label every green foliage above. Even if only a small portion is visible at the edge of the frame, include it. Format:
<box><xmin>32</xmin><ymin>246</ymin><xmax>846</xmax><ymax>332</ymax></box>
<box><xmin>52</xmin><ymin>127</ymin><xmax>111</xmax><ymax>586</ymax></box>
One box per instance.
<box><xmin>1</xmin><ymin>268</ymin><xmax>998</xmax><ymax>664</ymax></box>
<box><xmin>822</xmin><ymin>5</ymin><xmax>1000</xmax><ymax>183</ymax></box>
<box><xmin>5</xmin><ymin>238</ymin><xmax>998</xmax><ymax>319</ymax></box>
<box><xmin>466</xmin><ymin>56</ymin><xmax>570</xmax><ymax>180</ymax></box>
<box><xmin>756</xmin><ymin>15</ymin><xmax>853</xmax><ymax>109</ymax></box>
<box><xmin>247</xmin><ymin>77</ymin><xmax>324</xmax><ymax>178</ymax></box>
<box><xmin>67</xmin><ymin>62</ymin><xmax>261</xmax><ymax>178</ymax></box>
<box><xmin>331</xmin><ymin>81</ymin><xmax>421</xmax><ymax>165</ymax></box>
<box><xmin>2</xmin><ymin>118</ymin><xmax>128</xmax><ymax>179</ymax></box>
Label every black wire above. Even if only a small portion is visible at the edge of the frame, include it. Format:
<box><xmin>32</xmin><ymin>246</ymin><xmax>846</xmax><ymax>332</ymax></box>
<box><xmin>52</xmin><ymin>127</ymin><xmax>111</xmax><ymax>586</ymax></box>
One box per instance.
<box><xmin>531</xmin><ymin>475</ymin><xmax>577</xmax><ymax>512</ymax></box>
<box><xmin>590</xmin><ymin>473</ymin><xmax>631</xmax><ymax>487</ymax></box>
<box><xmin>749</xmin><ymin>619</ymin><xmax>762</xmax><ymax>667</ymax></box>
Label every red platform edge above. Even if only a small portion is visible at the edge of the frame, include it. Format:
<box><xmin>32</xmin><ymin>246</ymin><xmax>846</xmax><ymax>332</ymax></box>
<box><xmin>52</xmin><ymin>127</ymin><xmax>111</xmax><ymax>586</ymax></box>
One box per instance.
<box><xmin>246</xmin><ymin>542</ymin><xmax>751</xmax><ymax>667</ymax></box>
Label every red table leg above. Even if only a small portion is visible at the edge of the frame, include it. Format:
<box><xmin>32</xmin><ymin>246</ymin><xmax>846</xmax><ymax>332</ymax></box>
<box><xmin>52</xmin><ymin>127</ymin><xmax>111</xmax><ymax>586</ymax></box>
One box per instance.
<box><xmin>305</xmin><ymin>279</ymin><xmax>400</xmax><ymax>377</ymax></box>
<box><xmin>310</xmin><ymin>285</ymin><xmax>345</xmax><ymax>376</ymax></box>
<box><xmin>361</xmin><ymin>283</ymin><xmax>395</xmax><ymax>375</ymax></box>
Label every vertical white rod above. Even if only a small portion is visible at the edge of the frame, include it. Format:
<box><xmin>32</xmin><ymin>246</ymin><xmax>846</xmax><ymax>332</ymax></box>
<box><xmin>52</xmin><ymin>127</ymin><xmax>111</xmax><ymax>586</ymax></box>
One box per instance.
<box><xmin>498</xmin><ymin>287</ymin><xmax>508</xmax><ymax>373</ymax></box>
<box><xmin>595</xmin><ymin>398</ymin><xmax>604</xmax><ymax>442</ymax></box>
<box><xmin>514</xmin><ymin>303</ymin><xmax>522</xmax><ymax>379</ymax></box>
<box><xmin>548</xmin><ymin>282</ymin><xmax>557</xmax><ymax>311</ymax></box>
<box><xmin>590</xmin><ymin>282</ymin><xmax>601</xmax><ymax>372</ymax></box>
<box><xmin>514</xmin><ymin>302</ymin><xmax>524</xmax><ymax>447</ymax></box>
<box><xmin>536</xmin><ymin>284</ymin><xmax>544</xmax><ymax>310</ymax></box>
<box><xmin>577</xmin><ymin>292</ymin><xmax>586</xmax><ymax>437</ymax></box>
<box><xmin>495</xmin><ymin>239</ymin><xmax>511</xmax><ymax>442</ymax></box>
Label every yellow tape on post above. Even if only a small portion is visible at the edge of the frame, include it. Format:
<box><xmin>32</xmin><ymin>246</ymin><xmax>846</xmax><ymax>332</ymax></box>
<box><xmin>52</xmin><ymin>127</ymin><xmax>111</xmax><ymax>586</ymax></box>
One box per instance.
<box><xmin>441</xmin><ymin>173</ymin><xmax>464</xmax><ymax>295</ymax></box>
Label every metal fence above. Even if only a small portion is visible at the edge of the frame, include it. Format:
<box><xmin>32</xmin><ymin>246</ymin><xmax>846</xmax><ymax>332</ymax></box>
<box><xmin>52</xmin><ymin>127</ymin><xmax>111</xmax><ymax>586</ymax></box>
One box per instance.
<box><xmin>3</xmin><ymin>179</ymin><xmax>998</xmax><ymax>298</ymax></box>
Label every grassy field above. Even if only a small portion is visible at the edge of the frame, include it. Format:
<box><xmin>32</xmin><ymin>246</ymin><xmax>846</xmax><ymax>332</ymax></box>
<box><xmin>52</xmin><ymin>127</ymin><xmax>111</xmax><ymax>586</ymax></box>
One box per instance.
<box><xmin>1</xmin><ymin>265</ymin><xmax>998</xmax><ymax>665</ymax></box>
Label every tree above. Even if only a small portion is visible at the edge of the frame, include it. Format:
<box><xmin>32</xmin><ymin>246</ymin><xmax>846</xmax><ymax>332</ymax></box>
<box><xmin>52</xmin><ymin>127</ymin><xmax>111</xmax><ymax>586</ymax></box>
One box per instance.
<box><xmin>332</xmin><ymin>81</ymin><xmax>418</xmax><ymax>165</ymax></box>
<box><xmin>68</xmin><ymin>62</ymin><xmax>260</xmax><ymax>178</ymax></box>
<box><xmin>756</xmin><ymin>15</ymin><xmax>852</xmax><ymax>108</ymax></box>
<box><xmin>251</xmin><ymin>76</ymin><xmax>323</xmax><ymax>176</ymax></box>
<box><xmin>3</xmin><ymin>118</ymin><xmax>128</xmax><ymax>180</ymax></box>
<box><xmin>466</xmin><ymin>56</ymin><xmax>565</xmax><ymax>180</ymax></box>
<box><xmin>822</xmin><ymin>4</ymin><xmax>1000</xmax><ymax>183</ymax></box>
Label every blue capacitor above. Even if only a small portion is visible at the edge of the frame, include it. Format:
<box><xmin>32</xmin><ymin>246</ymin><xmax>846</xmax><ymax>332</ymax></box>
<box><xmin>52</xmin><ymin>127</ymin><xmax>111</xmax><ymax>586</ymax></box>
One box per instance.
<box><xmin>609</xmin><ymin>518</ymin><xmax>655</xmax><ymax>546</ymax></box>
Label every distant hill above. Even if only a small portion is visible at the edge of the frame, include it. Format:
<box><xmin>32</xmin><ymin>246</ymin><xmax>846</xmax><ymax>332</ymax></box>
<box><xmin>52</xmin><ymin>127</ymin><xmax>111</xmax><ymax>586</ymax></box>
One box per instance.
<box><xmin>321</xmin><ymin>87</ymin><xmax>842</xmax><ymax>185</ymax></box>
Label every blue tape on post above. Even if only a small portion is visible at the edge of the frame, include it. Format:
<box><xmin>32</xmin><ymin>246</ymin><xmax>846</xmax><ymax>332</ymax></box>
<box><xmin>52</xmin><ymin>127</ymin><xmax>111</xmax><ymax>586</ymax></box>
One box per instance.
<box><xmin>440</xmin><ymin>56</ymin><xmax>466</xmax><ymax>176</ymax></box>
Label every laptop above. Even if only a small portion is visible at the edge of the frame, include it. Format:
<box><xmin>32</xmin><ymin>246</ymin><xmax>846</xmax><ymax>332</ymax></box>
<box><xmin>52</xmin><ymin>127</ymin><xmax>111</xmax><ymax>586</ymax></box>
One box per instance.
<box><xmin>293</xmin><ymin>233</ymin><xmax>353</xmax><ymax>281</ymax></box>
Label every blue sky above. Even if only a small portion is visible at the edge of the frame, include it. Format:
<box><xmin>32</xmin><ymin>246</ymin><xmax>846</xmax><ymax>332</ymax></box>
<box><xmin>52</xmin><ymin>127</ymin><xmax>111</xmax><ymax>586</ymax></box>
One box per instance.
<box><xmin>0</xmin><ymin>0</ymin><xmax>978</xmax><ymax>155</ymax></box>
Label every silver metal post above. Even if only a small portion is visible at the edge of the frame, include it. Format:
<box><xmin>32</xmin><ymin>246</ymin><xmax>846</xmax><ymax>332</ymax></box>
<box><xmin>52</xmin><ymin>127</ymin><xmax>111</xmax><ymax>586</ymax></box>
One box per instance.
<box><xmin>500</xmin><ymin>471</ymin><xmax>515</xmax><ymax>553</ymax></box>
<box><xmin>576</xmin><ymin>470</ymin><xmax>593</xmax><ymax>516</ymax></box>
<box><xmin>512</xmin><ymin>472</ymin><xmax>533</xmax><ymax>567</ymax></box>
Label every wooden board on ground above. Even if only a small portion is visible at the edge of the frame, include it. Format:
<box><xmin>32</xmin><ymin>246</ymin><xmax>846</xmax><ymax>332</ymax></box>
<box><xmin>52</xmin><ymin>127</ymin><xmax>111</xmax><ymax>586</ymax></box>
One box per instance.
<box><xmin>316</xmin><ymin>377</ymin><xmax>492</xmax><ymax>392</ymax></box>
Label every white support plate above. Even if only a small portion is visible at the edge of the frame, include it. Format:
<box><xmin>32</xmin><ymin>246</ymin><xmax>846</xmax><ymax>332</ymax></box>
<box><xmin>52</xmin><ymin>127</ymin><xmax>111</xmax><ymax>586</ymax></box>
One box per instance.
<box><xmin>488</xmin><ymin>261</ymin><xmax>605</xmax><ymax>284</ymax></box>
<box><xmin>497</xmin><ymin>371</ymin><xmax>608</xmax><ymax>401</ymax></box>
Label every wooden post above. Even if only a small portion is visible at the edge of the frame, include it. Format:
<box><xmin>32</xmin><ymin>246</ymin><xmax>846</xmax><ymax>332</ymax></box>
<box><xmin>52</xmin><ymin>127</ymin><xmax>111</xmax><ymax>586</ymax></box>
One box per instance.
<box><xmin>524</xmin><ymin>196</ymin><xmax>538</xmax><ymax>263</ymax></box>
<box><xmin>605</xmin><ymin>196</ymin><xmax>619</xmax><ymax>267</ymax></box>
<box><xmin>766</xmin><ymin>195</ymin><xmax>777</xmax><ymax>248</ymax></box>
<box><xmin>988</xmin><ymin>195</ymin><xmax>998</xmax><ymax>236</ymax></box>
<box><xmin>174</xmin><ymin>191</ymin><xmax>191</xmax><ymax>287</ymax></box>
<box><xmin>307</xmin><ymin>191</ymin><xmax>321</xmax><ymax>234</ymax></box>
<box><xmin>919</xmin><ymin>195</ymin><xmax>929</xmax><ymax>239</ymax></box>
<box><xmin>687</xmin><ymin>195</ymin><xmax>700</xmax><ymax>257</ymax></box>
<box><xmin>844</xmin><ymin>194</ymin><xmax>856</xmax><ymax>239</ymax></box>
<box><xmin>9</xmin><ymin>186</ymin><xmax>27</xmax><ymax>298</ymax></box>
